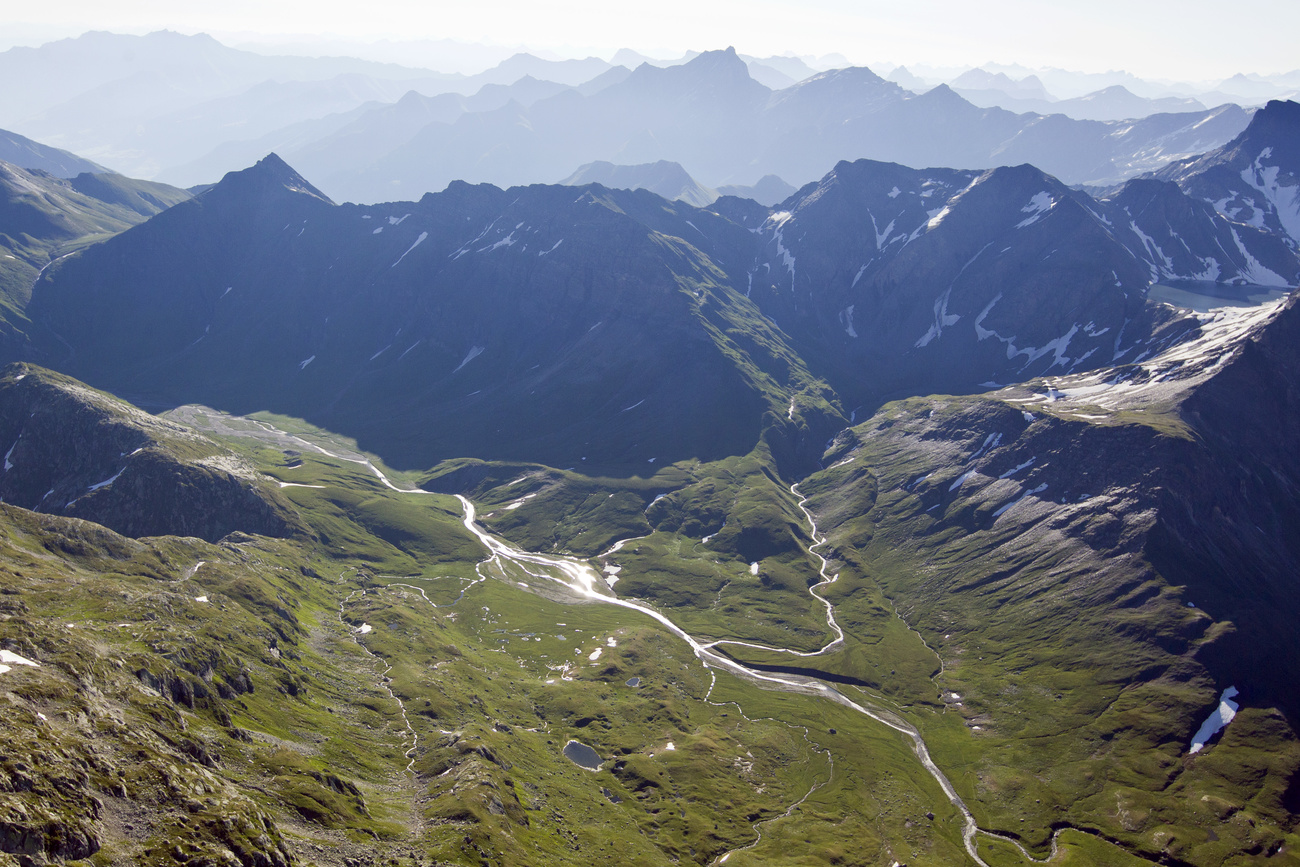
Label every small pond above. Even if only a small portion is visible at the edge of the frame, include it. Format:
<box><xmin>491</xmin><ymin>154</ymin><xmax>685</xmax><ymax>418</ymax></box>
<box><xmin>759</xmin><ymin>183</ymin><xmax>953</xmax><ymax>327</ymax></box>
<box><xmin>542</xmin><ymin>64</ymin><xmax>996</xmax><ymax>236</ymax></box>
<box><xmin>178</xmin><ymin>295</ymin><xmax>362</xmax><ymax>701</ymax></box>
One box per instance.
<box><xmin>562</xmin><ymin>739</ymin><xmax>603</xmax><ymax>770</ymax></box>
<box><xmin>625</xmin><ymin>677</ymin><xmax>641</xmax><ymax>688</ymax></box>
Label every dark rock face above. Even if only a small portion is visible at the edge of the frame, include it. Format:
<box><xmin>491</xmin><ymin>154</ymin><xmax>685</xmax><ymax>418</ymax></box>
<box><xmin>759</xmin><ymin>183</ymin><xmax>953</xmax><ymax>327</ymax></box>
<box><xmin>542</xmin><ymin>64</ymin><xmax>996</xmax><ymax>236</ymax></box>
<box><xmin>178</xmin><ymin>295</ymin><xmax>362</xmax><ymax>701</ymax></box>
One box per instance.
<box><xmin>819</xmin><ymin>294</ymin><xmax>1300</xmax><ymax>717</ymax></box>
<box><xmin>742</xmin><ymin>159</ymin><xmax>1296</xmax><ymax>410</ymax></box>
<box><xmin>0</xmin><ymin>365</ymin><xmax>297</xmax><ymax>542</ymax></box>
<box><xmin>1157</xmin><ymin>99</ymin><xmax>1300</xmax><ymax>249</ymax></box>
<box><xmin>15</xmin><ymin>152</ymin><xmax>1299</xmax><ymax>475</ymax></box>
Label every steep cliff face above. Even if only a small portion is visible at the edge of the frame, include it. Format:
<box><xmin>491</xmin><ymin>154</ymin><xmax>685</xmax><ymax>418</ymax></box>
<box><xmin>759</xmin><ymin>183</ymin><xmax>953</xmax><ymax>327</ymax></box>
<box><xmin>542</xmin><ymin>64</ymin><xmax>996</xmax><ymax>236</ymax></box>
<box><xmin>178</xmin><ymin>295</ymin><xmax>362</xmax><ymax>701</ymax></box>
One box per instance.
<box><xmin>1158</xmin><ymin>99</ymin><xmax>1300</xmax><ymax>249</ymax></box>
<box><xmin>0</xmin><ymin>364</ymin><xmax>301</xmax><ymax>541</ymax></box>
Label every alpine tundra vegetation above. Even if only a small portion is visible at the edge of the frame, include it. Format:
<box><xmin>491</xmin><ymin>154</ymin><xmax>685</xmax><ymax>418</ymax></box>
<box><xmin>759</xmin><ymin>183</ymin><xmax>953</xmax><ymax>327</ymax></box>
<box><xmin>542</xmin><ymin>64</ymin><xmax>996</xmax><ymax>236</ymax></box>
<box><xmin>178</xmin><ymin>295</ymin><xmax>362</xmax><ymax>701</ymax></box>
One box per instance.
<box><xmin>0</xmin><ymin>22</ymin><xmax>1298</xmax><ymax>867</ymax></box>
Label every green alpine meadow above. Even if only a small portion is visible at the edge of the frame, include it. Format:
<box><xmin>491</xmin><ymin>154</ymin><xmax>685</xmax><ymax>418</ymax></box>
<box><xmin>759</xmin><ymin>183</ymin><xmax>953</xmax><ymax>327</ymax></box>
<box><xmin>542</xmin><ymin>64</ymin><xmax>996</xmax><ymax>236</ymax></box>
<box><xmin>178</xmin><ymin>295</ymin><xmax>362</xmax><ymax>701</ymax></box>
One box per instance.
<box><xmin>0</xmin><ymin>27</ymin><xmax>1298</xmax><ymax>867</ymax></box>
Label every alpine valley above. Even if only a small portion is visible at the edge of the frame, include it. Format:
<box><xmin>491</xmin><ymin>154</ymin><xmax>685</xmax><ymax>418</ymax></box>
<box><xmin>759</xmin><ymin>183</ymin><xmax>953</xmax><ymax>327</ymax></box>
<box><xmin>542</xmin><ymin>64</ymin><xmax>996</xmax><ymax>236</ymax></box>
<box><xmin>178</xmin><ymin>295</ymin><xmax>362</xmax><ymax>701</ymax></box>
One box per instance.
<box><xmin>0</xmin><ymin>43</ymin><xmax>1298</xmax><ymax>867</ymax></box>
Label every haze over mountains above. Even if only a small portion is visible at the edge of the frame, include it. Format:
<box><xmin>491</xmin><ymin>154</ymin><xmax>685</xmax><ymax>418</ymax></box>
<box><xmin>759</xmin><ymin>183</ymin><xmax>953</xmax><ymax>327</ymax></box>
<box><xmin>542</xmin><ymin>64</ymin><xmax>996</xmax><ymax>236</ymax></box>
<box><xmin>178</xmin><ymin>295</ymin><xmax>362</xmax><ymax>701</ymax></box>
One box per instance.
<box><xmin>0</xmin><ymin>30</ymin><xmax>1293</xmax><ymax>205</ymax></box>
<box><xmin>2</xmin><ymin>23</ymin><xmax>1300</xmax><ymax>867</ymax></box>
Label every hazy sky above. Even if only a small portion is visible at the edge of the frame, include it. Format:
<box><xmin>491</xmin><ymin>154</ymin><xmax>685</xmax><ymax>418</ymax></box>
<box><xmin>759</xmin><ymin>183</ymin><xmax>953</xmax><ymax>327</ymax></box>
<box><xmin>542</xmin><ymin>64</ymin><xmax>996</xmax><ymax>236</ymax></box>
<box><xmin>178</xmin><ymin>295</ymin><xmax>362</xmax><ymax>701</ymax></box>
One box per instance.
<box><xmin>4</xmin><ymin>0</ymin><xmax>1299</xmax><ymax>81</ymax></box>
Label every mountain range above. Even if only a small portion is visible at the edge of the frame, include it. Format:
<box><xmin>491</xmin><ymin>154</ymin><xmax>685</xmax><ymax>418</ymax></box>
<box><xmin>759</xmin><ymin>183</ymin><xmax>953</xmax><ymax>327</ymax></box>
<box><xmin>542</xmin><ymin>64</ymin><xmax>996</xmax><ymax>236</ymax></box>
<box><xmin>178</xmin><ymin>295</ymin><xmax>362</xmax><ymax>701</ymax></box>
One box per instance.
<box><xmin>0</xmin><ymin>33</ymin><xmax>1265</xmax><ymax>206</ymax></box>
<box><xmin>3</xmin><ymin>104</ymin><xmax>1293</xmax><ymax>473</ymax></box>
<box><xmin>221</xmin><ymin>48</ymin><xmax>1254</xmax><ymax>204</ymax></box>
<box><xmin>0</xmin><ymin>45</ymin><xmax>1298</xmax><ymax>867</ymax></box>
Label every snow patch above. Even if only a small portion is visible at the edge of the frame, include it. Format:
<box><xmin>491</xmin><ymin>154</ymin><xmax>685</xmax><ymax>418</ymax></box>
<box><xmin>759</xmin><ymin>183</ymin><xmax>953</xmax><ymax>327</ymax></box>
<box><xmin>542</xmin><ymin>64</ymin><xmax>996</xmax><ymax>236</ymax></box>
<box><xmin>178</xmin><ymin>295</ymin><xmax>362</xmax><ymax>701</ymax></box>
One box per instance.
<box><xmin>1228</xmin><ymin>226</ymin><xmax>1290</xmax><ymax>287</ymax></box>
<box><xmin>1241</xmin><ymin>152</ymin><xmax>1300</xmax><ymax>244</ymax></box>
<box><xmin>969</xmin><ymin>432</ymin><xmax>1001</xmax><ymax>461</ymax></box>
<box><xmin>391</xmin><ymin>231</ymin><xmax>428</xmax><ymax>267</ymax></box>
<box><xmin>505</xmin><ymin>493</ymin><xmax>538</xmax><ymax>511</ymax></box>
<box><xmin>88</xmin><ymin>467</ymin><xmax>126</xmax><ymax>492</ymax></box>
<box><xmin>298</xmin><ymin>355</ymin><xmax>315</xmax><ymax>370</ymax></box>
<box><xmin>1189</xmin><ymin>686</ymin><xmax>1240</xmax><ymax>754</ymax></box>
<box><xmin>949</xmin><ymin>470</ymin><xmax>976</xmax><ymax>492</ymax></box>
<box><xmin>870</xmin><ymin>212</ymin><xmax>895</xmax><ymax>250</ymax></box>
<box><xmin>998</xmin><ymin>458</ymin><xmax>1035</xmax><ymax>479</ymax></box>
<box><xmin>0</xmin><ymin>649</ymin><xmax>39</xmax><ymax>671</ymax></box>
<box><xmin>926</xmin><ymin>206</ymin><xmax>951</xmax><ymax>230</ymax></box>
<box><xmin>452</xmin><ymin>345</ymin><xmax>485</xmax><ymax>373</ymax></box>
<box><xmin>993</xmin><ymin>482</ymin><xmax>1048</xmax><ymax>517</ymax></box>
<box><xmin>1015</xmin><ymin>192</ymin><xmax>1055</xmax><ymax>229</ymax></box>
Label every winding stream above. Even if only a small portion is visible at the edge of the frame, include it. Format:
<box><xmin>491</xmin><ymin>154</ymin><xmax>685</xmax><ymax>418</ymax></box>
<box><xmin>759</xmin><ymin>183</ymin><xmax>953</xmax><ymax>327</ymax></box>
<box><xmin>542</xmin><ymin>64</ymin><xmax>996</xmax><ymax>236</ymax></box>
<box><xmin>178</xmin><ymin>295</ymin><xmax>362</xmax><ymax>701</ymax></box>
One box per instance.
<box><xmin>213</xmin><ymin>414</ymin><xmax>994</xmax><ymax>864</ymax></box>
<box><xmin>454</xmin><ymin>493</ymin><xmax>991</xmax><ymax>866</ymax></box>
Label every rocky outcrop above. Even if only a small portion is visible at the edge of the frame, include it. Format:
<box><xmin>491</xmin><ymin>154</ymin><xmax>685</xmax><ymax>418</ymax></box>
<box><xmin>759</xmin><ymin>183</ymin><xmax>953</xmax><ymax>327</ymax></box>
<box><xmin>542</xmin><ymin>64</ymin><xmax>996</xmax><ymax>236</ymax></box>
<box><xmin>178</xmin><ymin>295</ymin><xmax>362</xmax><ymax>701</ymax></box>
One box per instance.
<box><xmin>0</xmin><ymin>364</ymin><xmax>300</xmax><ymax>541</ymax></box>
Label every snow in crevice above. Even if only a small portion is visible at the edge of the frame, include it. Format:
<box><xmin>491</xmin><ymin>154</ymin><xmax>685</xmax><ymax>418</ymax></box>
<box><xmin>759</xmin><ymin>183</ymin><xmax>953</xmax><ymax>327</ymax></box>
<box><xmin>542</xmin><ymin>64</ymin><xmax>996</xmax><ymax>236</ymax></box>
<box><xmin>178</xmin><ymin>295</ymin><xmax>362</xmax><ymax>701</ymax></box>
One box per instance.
<box><xmin>451</xmin><ymin>217</ymin><xmax>503</xmax><ymax>259</ymax></box>
<box><xmin>621</xmin><ymin>399</ymin><xmax>645</xmax><ymax>412</ymax></box>
<box><xmin>1189</xmin><ymin>686</ymin><xmax>1240</xmax><ymax>754</ymax></box>
<box><xmin>765</xmin><ymin>211</ymin><xmax>797</xmax><ymax>287</ymax></box>
<box><xmin>3</xmin><ymin>438</ymin><xmax>16</xmax><ymax>472</ymax></box>
<box><xmin>1129</xmin><ymin>221</ymin><xmax>1175</xmax><ymax>281</ymax></box>
<box><xmin>388</xmin><ymin>214</ymin><xmax>411</xmax><ymax>226</ymax></box>
<box><xmin>397</xmin><ymin>340</ymin><xmax>421</xmax><ymax>361</ymax></box>
<box><xmin>1227</xmin><ymin>226</ymin><xmax>1290</xmax><ymax>287</ymax></box>
<box><xmin>993</xmin><ymin>482</ymin><xmax>1048</xmax><ymax>518</ymax></box>
<box><xmin>479</xmin><ymin>231</ymin><xmax>518</xmax><ymax>253</ymax></box>
<box><xmin>840</xmin><ymin>305</ymin><xmax>858</xmax><ymax>338</ymax></box>
<box><xmin>926</xmin><ymin>206</ymin><xmax>951</xmax><ymax>230</ymax></box>
<box><xmin>948</xmin><ymin>470</ymin><xmax>976</xmax><ymax>492</ymax></box>
<box><xmin>452</xmin><ymin>345</ymin><xmax>485</xmax><ymax>373</ymax></box>
<box><xmin>1015</xmin><ymin>192</ymin><xmax>1055</xmax><ymax>229</ymax></box>
<box><xmin>538</xmin><ymin>239</ymin><xmax>564</xmax><ymax>256</ymax></box>
<box><xmin>88</xmin><ymin>467</ymin><xmax>126</xmax><ymax>492</ymax></box>
<box><xmin>298</xmin><ymin>355</ymin><xmax>315</xmax><ymax>370</ymax></box>
<box><xmin>969</xmin><ymin>432</ymin><xmax>1002</xmax><ymax>461</ymax></box>
<box><xmin>998</xmin><ymin>457</ymin><xmax>1035</xmax><ymax>479</ymax></box>
<box><xmin>915</xmin><ymin>288</ymin><xmax>960</xmax><ymax>348</ymax></box>
<box><xmin>1241</xmin><ymin>150</ymin><xmax>1300</xmax><ymax>244</ymax></box>
<box><xmin>391</xmin><ymin>231</ymin><xmax>429</xmax><ymax>268</ymax></box>
<box><xmin>973</xmin><ymin>294</ymin><xmax>1081</xmax><ymax>369</ymax></box>
<box><xmin>916</xmin><ymin>242</ymin><xmax>993</xmax><ymax>348</ymax></box>
<box><xmin>369</xmin><ymin>343</ymin><xmax>392</xmax><ymax>361</ymax></box>
<box><xmin>869</xmin><ymin>212</ymin><xmax>896</xmax><ymax>250</ymax></box>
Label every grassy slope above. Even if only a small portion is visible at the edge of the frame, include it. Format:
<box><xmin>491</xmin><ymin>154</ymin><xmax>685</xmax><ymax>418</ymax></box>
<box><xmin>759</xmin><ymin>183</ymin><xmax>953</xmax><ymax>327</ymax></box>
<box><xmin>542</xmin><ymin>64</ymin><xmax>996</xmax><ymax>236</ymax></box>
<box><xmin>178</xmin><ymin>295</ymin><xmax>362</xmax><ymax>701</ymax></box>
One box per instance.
<box><xmin>798</xmin><ymin>394</ymin><xmax>1300</xmax><ymax>866</ymax></box>
<box><xmin>2</xmin><ymin>373</ymin><xmax>1297</xmax><ymax>866</ymax></box>
<box><xmin>0</xmin><ymin>410</ymin><xmax>972</xmax><ymax>867</ymax></box>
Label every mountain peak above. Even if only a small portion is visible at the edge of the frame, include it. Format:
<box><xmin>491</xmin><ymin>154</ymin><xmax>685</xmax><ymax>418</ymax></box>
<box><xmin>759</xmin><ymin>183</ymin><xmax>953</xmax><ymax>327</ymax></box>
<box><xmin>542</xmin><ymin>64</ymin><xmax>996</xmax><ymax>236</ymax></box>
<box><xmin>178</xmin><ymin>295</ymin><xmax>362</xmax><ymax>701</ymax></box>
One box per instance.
<box><xmin>1245</xmin><ymin>98</ymin><xmax>1300</xmax><ymax>138</ymax></box>
<box><xmin>204</xmin><ymin>154</ymin><xmax>335</xmax><ymax>206</ymax></box>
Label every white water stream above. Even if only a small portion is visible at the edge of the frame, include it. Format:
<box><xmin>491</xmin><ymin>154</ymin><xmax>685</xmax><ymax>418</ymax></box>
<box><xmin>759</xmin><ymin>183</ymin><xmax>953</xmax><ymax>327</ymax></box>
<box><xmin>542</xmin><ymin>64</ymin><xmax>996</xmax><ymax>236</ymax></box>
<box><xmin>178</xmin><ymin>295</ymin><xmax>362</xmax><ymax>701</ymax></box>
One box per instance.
<box><xmin>221</xmin><ymin>416</ymin><xmax>991</xmax><ymax>864</ymax></box>
<box><xmin>453</xmin><ymin>493</ymin><xmax>990</xmax><ymax>866</ymax></box>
